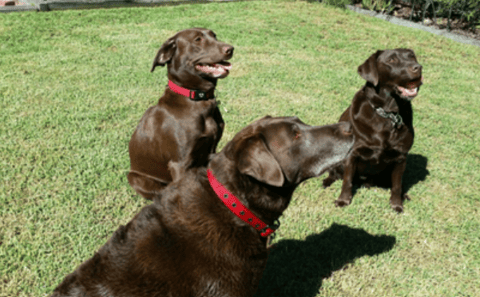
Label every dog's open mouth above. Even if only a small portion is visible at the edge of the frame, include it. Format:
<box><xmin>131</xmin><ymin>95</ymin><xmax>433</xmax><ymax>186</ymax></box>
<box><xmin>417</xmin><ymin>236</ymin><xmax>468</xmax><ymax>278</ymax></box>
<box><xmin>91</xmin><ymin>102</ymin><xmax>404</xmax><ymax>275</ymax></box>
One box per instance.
<box><xmin>195</xmin><ymin>61</ymin><xmax>232</xmax><ymax>78</ymax></box>
<box><xmin>396</xmin><ymin>76</ymin><xmax>423</xmax><ymax>100</ymax></box>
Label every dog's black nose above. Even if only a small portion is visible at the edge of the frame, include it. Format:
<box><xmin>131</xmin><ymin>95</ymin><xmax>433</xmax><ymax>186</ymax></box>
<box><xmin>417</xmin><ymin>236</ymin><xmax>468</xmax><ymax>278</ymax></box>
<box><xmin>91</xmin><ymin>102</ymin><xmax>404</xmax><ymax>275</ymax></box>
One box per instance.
<box><xmin>411</xmin><ymin>64</ymin><xmax>422</xmax><ymax>73</ymax></box>
<box><xmin>223</xmin><ymin>45</ymin><xmax>234</xmax><ymax>56</ymax></box>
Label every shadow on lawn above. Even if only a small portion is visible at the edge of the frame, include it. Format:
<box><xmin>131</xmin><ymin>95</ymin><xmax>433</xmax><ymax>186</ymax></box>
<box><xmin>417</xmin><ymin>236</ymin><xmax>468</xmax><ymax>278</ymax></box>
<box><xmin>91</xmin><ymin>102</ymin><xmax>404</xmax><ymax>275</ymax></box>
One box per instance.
<box><xmin>402</xmin><ymin>153</ymin><xmax>429</xmax><ymax>194</ymax></box>
<box><xmin>254</xmin><ymin>224</ymin><xmax>396</xmax><ymax>297</ymax></box>
<box><xmin>347</xmin><ymin>153</ymin><xmax>430</xmax><ymax>197</ymax></box>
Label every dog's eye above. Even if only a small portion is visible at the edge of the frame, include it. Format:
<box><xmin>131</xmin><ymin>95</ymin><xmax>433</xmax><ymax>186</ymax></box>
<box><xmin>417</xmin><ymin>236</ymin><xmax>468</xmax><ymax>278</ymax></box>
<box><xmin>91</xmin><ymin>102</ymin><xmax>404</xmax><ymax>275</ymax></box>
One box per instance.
<box><xmin>388</xmin><ymin>57</ymin><xmax>397</xmax><ymax>63</ymax></box>
<box><xmin>294</xmin><ymin>132</ymin><xmax>301</xmax><ymax>140</ymax></box>
<box><xmin>195</xmin><ymin>37</ymin><xmax>203</xmax><ymax>42</ymax></box>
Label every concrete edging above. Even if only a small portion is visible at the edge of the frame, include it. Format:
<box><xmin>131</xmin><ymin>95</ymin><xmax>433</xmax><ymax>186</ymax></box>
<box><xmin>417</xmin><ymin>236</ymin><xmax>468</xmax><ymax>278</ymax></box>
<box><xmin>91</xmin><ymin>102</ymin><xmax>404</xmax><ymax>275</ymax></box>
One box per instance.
<box><xmin>0</xmin><ymin>0</ymin><xmax>239</xmax><ymax>12</ymax></box>
<box><xmin>0</xmin><ymin>2</ymin><xmax>37</xmax><ymax>11</ymax></box>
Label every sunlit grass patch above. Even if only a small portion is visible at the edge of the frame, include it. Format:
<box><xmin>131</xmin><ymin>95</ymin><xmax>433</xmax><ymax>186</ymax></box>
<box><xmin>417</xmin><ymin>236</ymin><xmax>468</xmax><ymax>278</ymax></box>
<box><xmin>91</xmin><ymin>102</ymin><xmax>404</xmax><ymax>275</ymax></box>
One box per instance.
<box><xmin>1</xmin><ymin>1</ymin><xmax>479</xmax><ymax>297</ymax></box>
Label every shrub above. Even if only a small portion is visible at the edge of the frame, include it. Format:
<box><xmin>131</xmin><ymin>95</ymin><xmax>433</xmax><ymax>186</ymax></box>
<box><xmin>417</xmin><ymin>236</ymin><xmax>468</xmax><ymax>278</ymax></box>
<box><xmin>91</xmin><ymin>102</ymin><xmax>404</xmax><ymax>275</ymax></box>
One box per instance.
<box><xmin>361</xmin><ymin>0</ymin><xmax>391</xmax><ymax>12</ymax></box>
<box><xmin>320</xmin><ymin>0</ymin><xmax>480</xmax><ymax>32</ymax></box>
<box><xmin>316</xmin><ymin>0</ymin><xmax>353</xmax><ymax>8</ymax></box>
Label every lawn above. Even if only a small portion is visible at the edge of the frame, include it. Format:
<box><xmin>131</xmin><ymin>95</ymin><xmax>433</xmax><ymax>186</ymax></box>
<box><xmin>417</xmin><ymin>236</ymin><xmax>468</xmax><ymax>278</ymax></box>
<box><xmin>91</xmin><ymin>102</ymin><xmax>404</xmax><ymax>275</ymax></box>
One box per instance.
<box><xmin>1</xmin><ymin>0</ymin><xmax>479</xmax><ymax>296</ymax></box>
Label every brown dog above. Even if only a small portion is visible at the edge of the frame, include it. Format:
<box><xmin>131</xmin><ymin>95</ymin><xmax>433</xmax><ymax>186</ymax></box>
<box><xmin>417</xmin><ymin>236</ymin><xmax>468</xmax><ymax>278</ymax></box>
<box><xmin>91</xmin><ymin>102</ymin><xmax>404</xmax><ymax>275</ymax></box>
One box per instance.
<box><xmin>128</xmin><ymin>28</ymin><xmax>234</xmax><ymax>199</ymax></box>
<box><xmin>51</xmin><ymin>116</ymin><xmax>354</xmax><ymax>297</ymax></box>
<box><xmin>323</xmin><ymin>48</ymin><xmax>423</xmax><ymax>213</ymax></box>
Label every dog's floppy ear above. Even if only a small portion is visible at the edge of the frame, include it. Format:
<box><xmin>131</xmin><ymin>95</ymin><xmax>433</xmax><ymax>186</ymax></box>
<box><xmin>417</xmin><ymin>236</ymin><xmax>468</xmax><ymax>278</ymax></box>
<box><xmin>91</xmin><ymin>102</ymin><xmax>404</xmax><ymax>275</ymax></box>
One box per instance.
<box><xmin>357</xmin><ymin>50</ymin><xmax>383</xmax><ymax>86</ymax></box>
<box><xmin>151</xmin><ymin>36</ymin><xmax>177</xmax><ymax>72</ymax></box>
<box><xmin>237</xmin><ymin>135</ymin><xmax>284</xmax><ymax>187</ymax></box>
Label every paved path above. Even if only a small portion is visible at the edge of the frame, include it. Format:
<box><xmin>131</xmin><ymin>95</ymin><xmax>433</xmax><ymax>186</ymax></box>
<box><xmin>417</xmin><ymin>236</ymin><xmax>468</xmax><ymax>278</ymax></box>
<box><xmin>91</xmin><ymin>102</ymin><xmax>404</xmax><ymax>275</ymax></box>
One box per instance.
<box><xmin>0</xmin><ymin>0</ymin><xmax>231</xmax><ymax>12</ymax></box>
<box><xmin>0</xmin><ymin>0</ymin><xmax>36</xmax><ymax>11</ymax></box>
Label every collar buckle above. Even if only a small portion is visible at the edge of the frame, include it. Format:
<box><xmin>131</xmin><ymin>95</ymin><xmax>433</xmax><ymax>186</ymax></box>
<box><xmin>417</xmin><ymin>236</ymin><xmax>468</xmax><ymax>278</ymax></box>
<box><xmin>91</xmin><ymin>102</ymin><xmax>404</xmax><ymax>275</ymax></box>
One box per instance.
<box><xmin>190</xmin><ymin>90</ymin><xmax>208</xmax><ymax>101</ymax></box>
<box><xmin>391</xmin><ymin>113</ymin><xmax>403</xmax><ymax>128</ymax></box>
<box><xmin>376</xmin><ymin>107</ymin><xmax>403</xmax><ymax>129</ymax></box>
<box><xmin>168</xmin><ymin>80</ymin><xmax>213</xmax><ymax>101</ymax></box>
<box><xmin>260</xmin><ymin>219</ymin><xmax>281</xmax><ymax>238</ymax></box>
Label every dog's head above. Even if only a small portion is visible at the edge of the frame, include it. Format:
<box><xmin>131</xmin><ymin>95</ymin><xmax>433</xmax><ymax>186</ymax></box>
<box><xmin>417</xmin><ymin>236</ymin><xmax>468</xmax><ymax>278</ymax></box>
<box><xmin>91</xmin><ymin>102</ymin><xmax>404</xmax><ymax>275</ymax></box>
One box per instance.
<box><xmin>151</xmin><ymin>28</ymin><xmax>234</xmax><ymax>90</ymax></box>
<box><xmin>358</xmin><ymin>49</ymin><xmax>423</xmax><ymax>101</ymax></box>
<box><xmin>216</xmin><ymin>116</ymin><xmax>354</xmax><ymax>188</ymax></box>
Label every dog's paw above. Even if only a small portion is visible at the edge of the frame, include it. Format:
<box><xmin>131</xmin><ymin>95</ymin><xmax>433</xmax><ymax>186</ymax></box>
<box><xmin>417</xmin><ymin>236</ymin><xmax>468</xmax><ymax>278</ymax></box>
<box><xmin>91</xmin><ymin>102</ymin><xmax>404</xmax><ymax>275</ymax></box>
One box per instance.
<box><xmin>391</xmin><ymin>203</ymin><xmax>404</xmax><ymax>213</ymax></box>
<box><xmin>207</xmin><ymin>153</ymin><xmax>217</xmax><ymax>162</ymax></box>
<box><xmin>390</xmin><ymin>195</ymin><xmax>405</xmax><ymax>213</ymax></box>
<box><xmin>334</xmin><ymin>199</ymin><xmax>351</xmax><ymax>208</ymax></box>
<box><xmin>322</xmin><ymin>177</ymin><xmax>334</xmax><ymax>188</ymax></box>
<box><xmin>168</xmin><ymin>161</ymin><xmax>185</xmax><ymax>182</ymax></box>
<box><xmin>361</xmin><ymin>182</ymin><xmax>374</xmax><ymax>188</ymax></box>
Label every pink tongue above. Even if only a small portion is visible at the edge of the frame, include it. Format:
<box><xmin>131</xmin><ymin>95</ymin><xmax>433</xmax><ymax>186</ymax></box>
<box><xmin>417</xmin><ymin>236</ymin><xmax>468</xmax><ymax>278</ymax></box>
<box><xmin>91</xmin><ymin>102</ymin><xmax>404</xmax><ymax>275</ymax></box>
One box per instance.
<box><xmin>399</xmin><ymin>86</ymin><xmax>417</xmax><ymax>97</ymax></box>
<box><xmin>213</xmin><ymin>62</ymin><xmax>232</xmax><ymax>71</ymax></box>
<box><xmin>196</xmin><ymin>63</ymin><xmax>231</xmax><ymax>77</ymax></box>
<box><xmin>408</xmin><ymin>76</ymin><xmax>423</xmax><ymax>88</ymax></box>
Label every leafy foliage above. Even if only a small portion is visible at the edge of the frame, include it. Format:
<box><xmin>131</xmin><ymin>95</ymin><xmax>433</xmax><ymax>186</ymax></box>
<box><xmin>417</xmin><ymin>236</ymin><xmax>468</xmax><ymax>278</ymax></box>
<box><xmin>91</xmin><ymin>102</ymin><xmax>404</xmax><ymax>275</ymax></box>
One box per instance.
<box><xmin>323</xmin><ymin>0</ymin><xmax>480</xmax><ymax>31</ymax></box>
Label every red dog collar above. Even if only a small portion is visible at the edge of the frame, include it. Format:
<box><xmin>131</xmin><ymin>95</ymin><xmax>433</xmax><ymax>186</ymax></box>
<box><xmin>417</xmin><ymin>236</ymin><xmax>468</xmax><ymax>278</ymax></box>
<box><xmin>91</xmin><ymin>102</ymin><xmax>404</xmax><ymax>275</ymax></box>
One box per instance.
<box><xmin>168</xmin><ymin>80</ymin><xmax>215</xmax><ymax>101</ymax></box>
<box><xmin>207</xmin><ymin>169</ymin><xmax>280</xmax><ymax>237</ymax></box>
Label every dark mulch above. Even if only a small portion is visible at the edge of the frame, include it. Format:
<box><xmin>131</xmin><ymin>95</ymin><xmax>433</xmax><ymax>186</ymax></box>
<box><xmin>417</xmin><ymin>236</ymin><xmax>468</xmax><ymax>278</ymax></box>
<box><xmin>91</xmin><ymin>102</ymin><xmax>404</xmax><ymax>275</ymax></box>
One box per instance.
<box><xmin>1</xmin><ymin>0</ymin><xmax>26</xmax><ymax>6</ymax></box>
<box><xmin>353</xmin><ymin>0</ymin><xmax>480</xmax><ymax>41</ymax></box>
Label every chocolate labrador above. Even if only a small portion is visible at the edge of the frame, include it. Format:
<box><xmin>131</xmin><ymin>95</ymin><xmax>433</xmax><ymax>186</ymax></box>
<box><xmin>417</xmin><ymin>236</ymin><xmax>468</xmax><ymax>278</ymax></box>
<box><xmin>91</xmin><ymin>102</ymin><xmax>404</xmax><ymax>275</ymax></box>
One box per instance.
<box><xmin>323</xmin><ymin>48</ymin><xmax>423</xmax><ymax>212</ymax></box>
<box><xmin>51</xmin><ymin>116</ymin><xmax>354</xmax><ymax>297</ymax></box>
<box><xmin>128</xmin><ymin>28</ymin><xmax>234</xmax><ymax>199</ymax></box>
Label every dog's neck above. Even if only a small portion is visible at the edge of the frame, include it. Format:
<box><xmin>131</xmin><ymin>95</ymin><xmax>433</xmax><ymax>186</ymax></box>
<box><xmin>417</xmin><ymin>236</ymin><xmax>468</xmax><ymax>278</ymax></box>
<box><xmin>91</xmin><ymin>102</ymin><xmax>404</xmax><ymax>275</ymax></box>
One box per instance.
<box><xmin>208</xmin><ymin>156</ymin><xmax>294</xmax><ymax>227</ymax></box>
<box><xmin>167</xmin><ymin>80</ymin><xmax>216</xmax><ymax>101</ymax></box>
<box><xmin>206</xmin><ymin>169</ymin><xmax>280</xmax><ymax>237</ymax></box>
<box><xmin>364</xmin><ymin>83</ymin><xmax>400</xmax><ymax>114</ymax></box>
<box><xmin>167</xmin><ymin>72</ymin><xmax>217</xmax><ymax>94</ymax></box>
<box><xmin>364</xmin><ymin>83</ymin><xmax>413</xmax><ymax>129</ymax></box>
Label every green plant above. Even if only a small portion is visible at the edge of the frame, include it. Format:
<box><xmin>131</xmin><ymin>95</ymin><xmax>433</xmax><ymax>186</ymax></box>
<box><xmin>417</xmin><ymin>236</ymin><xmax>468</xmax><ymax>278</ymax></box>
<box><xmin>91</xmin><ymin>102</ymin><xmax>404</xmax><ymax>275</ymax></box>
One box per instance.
<box><xmin>321</xmin><ymin>0</ymin><xmax>352</xmax><ymax>9</ymax></box>
<box><xmin>400</xmin><ymin>0</ymin><xmax>480</xmax><ymax>30</ymax></box>
<box><xmin>361</xmin><ymin>0</ymin><xmax>391</xmax><ymax>11</ymax></box>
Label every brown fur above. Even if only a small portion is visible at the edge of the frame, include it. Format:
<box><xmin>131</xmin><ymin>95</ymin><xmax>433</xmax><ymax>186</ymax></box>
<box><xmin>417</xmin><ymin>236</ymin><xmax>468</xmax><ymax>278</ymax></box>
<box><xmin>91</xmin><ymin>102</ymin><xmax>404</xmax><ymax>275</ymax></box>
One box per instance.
<box><xmin>51</xmin><ymin>116</ymin><xmax>354</xmax><ymax>297</ymax></box>
<box><xmin>128</xmin><ymin>28</ymin><xmax>234</xmax><ymax>199</ymax></box>
<box><xmin>323</xmin><ymin>48</ymin><xmax>423</xmax><ymax>212</ymax></box>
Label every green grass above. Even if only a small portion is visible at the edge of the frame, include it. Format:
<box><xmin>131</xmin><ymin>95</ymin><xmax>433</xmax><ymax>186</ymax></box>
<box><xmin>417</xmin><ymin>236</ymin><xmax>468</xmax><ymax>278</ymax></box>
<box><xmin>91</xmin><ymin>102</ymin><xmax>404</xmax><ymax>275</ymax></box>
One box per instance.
<box><xmin>1</xmin><ymin>1</ymin><xmax>479</xmax><ymax>296</ymax></box>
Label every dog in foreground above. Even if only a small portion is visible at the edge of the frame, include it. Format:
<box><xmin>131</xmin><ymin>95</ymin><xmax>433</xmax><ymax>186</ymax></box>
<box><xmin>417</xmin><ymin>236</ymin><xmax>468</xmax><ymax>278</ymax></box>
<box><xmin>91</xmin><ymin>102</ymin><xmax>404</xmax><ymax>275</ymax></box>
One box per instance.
<box><xmin>51</xmin><ymin>116</ymin><xmax>354</xmax><ymax>297</ymax></box>
<box><xmin>323</xmin><ymin>48</ymin><xmax>423</xmax><ymax>212</ymax></box>
<box><xmin>128</xmin><ymin>28</ymin><xmax>233</xmax><ymax>200</ymax></box>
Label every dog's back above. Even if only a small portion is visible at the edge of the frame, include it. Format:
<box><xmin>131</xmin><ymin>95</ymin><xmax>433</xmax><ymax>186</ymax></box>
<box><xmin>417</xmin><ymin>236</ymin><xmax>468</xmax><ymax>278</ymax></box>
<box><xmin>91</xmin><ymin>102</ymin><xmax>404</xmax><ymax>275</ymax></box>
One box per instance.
<box><xmin>51</xmin><ymin>169</ymin><xmax>264</xmax><ymax>297</ymax></box>
<box><xmin>51</xmin><ymin>205</ymin><xmax>167</xmax><ymax>297</ymax></box>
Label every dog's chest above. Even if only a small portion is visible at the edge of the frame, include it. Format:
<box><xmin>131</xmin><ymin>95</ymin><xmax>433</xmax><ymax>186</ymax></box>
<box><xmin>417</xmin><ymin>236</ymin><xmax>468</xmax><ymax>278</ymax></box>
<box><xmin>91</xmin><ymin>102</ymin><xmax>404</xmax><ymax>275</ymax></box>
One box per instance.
<box><xmin>384</xmin><ymin>125</ymin><xmax>413</xmax><ymax>150</ymax></box>
<box><xmin>194</xmin><ymin>102</ymin><xmax>221</xmax><ymax>136</ymax></box>
<box><xmin>356</xmin><ymin>126</ymin><xmax>413</xmax><ymax>165</ymax></box>
<box><xmin>355</xmin><ymin>103</ymin><xmax>414</xmax><ymax>154</ymax></box>
<box><xmin>171</xmin><ymin>99</ymin><xmax>220</xmax><ymax>134</ymax></box>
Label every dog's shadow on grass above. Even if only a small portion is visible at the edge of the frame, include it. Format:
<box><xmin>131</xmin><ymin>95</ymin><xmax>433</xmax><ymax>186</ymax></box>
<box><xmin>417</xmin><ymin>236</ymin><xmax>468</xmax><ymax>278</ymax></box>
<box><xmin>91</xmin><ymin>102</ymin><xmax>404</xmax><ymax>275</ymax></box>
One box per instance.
<box><xmin>402</xmin><ymin>153</ymin><xmax>429</xmax><ymax>194</ymax></box>
<box><xmin>350</xmin><ymin>153</ymin><xmax>429</xmax><ymax>196</ymax></box>
<box><xmin>254</xmin><ymin>223</ymin><xmax>396</xmax><ymax>297</ymax></box>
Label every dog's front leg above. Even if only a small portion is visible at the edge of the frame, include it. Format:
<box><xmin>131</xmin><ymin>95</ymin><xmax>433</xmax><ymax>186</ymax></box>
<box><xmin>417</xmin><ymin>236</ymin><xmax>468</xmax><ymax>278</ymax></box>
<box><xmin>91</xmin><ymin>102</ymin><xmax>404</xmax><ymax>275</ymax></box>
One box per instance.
<box><xmin>169</xmin><ymin>135</ymin><xmax>215</xmax><ymax>182</ymax></box>
<box><xmin>390</xmin><ymin>160</ymin><xmax>408</xmax><ymax>213</ymax></box>
<box><xmin>212</xmin><ymin>105</ymin><xmax>225</xmax><ymax>153</ymax></box>
<box><xmin>335</xmin><ymin>154</ymin><xmax>357</xmax><ymax>207</ymax></box>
